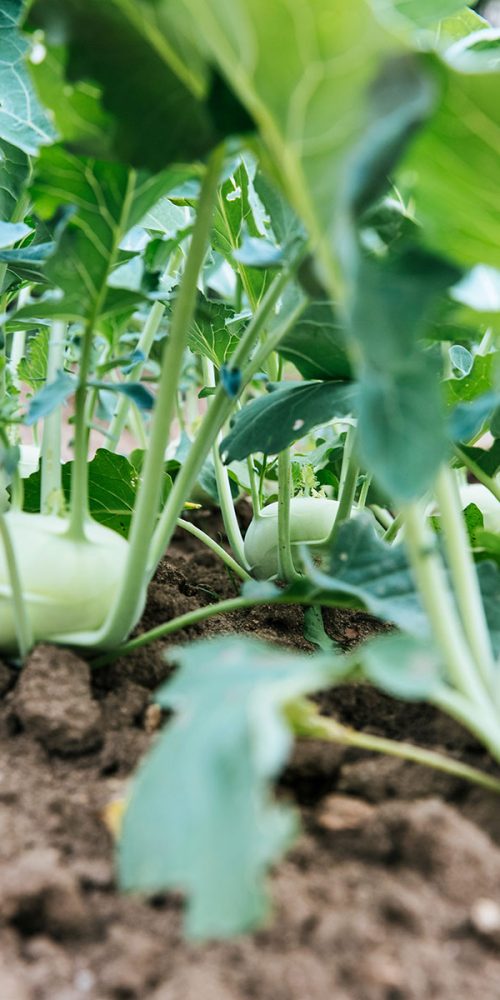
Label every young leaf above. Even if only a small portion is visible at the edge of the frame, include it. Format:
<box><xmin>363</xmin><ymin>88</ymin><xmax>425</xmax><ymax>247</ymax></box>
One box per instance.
<box><xmin>212</xmin><ymin>160</ymin><xmax>271</xmax><ymax>307</ymax></box>
<box><xmin>188</xmin><ymin>295</ymin><xmax>242</xmax><ymax>367</ymax></box>
<box><xmin>220</xmin><ymin>381</ymin><xmax>358</xmax><ymax>462</ymax></box>
<box><xmin>0</xmin><ymin>139</ymin><xmax>30</xmax><ymax>223</ymax></box>
<box><xmin>118</xmin><ymin>635</ymin><xmax>337</xmax><ymax>938</ymax></box>
<box><xmin>17</xmin><ymin>328</ymin><xmax>49</xmax><ymax>391</ymax></box>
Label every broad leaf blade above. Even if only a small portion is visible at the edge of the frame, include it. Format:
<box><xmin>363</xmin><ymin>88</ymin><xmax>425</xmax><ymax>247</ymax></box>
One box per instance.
<box><xmin>119</xmin><ymin>636</ymin><xmax>335</xmax><ymax>938</ymax></box>
<box><xmin>221</xmin><ymin>381</ymin><xmax>358</xmax><ymax>462</ymax></box>
<box><xmin>0</xmin><ymin>0</ymin><xmax>56</xmax><ymax>154</ymax></box>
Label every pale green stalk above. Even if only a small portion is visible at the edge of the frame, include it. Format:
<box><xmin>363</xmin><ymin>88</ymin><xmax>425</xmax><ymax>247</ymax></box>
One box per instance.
<box><xmin>402</xmin><ymin>501</ymin><xmax>494</xmax><ymax>714</ymax></box>
<box><xmin>202</xmin><ymin>356</ymin><xmax>249</xmax><ymax>568</ymax></box>
<box><xmin>288</xmin><ymin>699</ymin><xmax>500</xmax><ymax>794</ymax></box>
<box><xmin>435</xmin><ymin>464</ymin><xmax>496</xmax><ymax>689</ymax></box>
<box><xmin>176</xmin><ymin>516</ymin><xmax>251</xmax><ymax>581</ymax></box>
<box><xmin>328</xmin><ymin>425</ymin><xmax>359</xmax><ymax>547</ymax></box>
<box><xmin>95</xmin><ymin>147</ymin><xmax>225</xmax><ymax>647</ymax></box>
<box><xmin>108</xmin><ymin>300</ymin><xmax>165</xmax><ymax>451</ymax></box>
<box><xmin>41</xmin><ymin>321</ymin><xmax>66</xmax><ymax>514</ymax></box>
<box><xmin>277</xmin><ymin>447</ymin><xmax>299</xmax><ymax>581</ymax></box>
<box><xmin>454</xmin><ymin>445</ymin><xmax>500</xmax><ymax>503</ymax></box>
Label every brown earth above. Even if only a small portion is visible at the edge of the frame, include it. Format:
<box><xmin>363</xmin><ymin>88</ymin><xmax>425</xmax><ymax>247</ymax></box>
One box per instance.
<box><xmin>1</xmin><ymin>508</ymin><xmax>500</xmax><ymax>999</ymax></box>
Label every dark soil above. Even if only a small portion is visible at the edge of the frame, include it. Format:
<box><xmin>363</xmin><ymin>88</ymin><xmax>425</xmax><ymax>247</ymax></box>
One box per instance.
<box><xmin>1</xmin><ymin>508</ymin><xmax>500</xmax><ymax>999</ymax></box>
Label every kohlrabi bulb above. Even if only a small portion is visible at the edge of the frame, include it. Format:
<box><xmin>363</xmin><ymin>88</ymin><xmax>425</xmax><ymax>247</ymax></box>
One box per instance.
<box><xmin>0</xmin><ymin>512</ymin><xmax>136</xmax><ymax>651</ymax></box>
<box><xmin>244</xmin><ymin>496</ymin><xmax>340</xmax><ymax>579</ymax></box>
<box><xmin>460</xmin><ymin>483</ymin><xmax>500</xmax><ymax>534</ymax></box>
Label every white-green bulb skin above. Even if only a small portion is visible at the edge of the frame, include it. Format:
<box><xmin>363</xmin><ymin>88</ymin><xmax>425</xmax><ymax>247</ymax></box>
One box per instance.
<box><xmin>0</xmin><ymin>512</ymin><xmax>138</xmax><ymax>651</ymax></box>
<box><xmin>244</xmin><ymin>496</ymin><xmax>340</xmax><ymax>579</ymax></box>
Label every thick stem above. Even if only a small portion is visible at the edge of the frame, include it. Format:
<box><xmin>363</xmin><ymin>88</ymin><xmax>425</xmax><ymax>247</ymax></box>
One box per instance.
<box><xmin>41</xmin><ymin>321</ymin><xmax>66</xmax><ymax>514</ymax></box>
<box><xmin>97</xmin><ymin>147</ymin><xmax>224</xmax><ymax>646</ymax></box>
<box><xmin>435</xmin><ymin>464</ymin><xmax>495</xmax><ymax>689</ymax></box>
<box><xmin>66</xmin><ymin>323</ymin><xmax>94</xmax><ymax>539</ymax></box>
<box><xmin>176</xmin><ymin>516</ymin><xmax>251</xmax><ymax>581</ymax></box>
<box><xmin>402</xmin><ymin>501</ymin><xmax>493</xmax><ymax>711</ymax></box>
<box><xmin>357</xmin><ymin>474</ymin><xmax>372</xmax><ymax>511</ymax></box>
<box><xmin>0</xmin><ymin>511</ymin><xmax>33</xmax><ymax>658</ymax></box>
<box><xmin>203</xmin><ymin>357</ymin><xmax>249</xmax><ymax>568</ymax></box>
<box><xmin>287</xmin><ymin>698</ymin><xmax>500</xmax><ymax>795</ymax></box>
<box><xmin>277</xmin><ymin>448</ymin><xmax>299</xmax><ymax>582</ymax></box>
<box><xmin>108</xmin><ymin>300</ymin><xmax>165</xmax><ymax>451</ymax></box>
<box><xmin>383</xmin><ymin>511</ymin><xmax>403</xmax><ymax>543</ymax></box>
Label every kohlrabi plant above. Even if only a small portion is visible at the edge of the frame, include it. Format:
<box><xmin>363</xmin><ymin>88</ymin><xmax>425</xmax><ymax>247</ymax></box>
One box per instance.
<box><xmin>4</xmin><ymin>0</ymin><xmax>500</xmax><ymax>943</ymax></box>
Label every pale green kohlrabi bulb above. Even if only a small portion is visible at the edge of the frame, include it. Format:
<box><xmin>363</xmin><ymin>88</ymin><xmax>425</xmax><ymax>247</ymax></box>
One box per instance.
<box><xmin>0</xmin><ymin>512</ymin><xmax>141</xmax><ymax>652</ymax></box>
<box><xmin>244</xmin><ymin>496</ymin><xmax>341</xmax><ymax>579</ymax></box>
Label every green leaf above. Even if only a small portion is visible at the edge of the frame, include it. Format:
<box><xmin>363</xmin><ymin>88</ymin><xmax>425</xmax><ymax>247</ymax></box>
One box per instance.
<box><xmin>119</xmin><ymin>635</ymin><xmax>335</xmax><ymax>938</ymax></box>
<box><xmin>460</xmin><ymin>440</ymin><xmax>500</xmax><ymax>478</ymax></box>
<box><xmin>350</xmin><ymin>249</ymin><xmax>458</xmax><ymax>501</ymax></box>
<box><xmin>180</xmin><ymin>0</ymin><xmax>411</xmax><ymax>285</ymax></box>
<box><xmin>0</xmin><ymin>0</ymin><xmax>56</xmax><ymax>154</ymax></box>
<box><xmin>28</xmin><ymin>0</ymin><xmax>238</xmax><ymax>170</ymax></box>
<box><xmin>0</xmin><ymin>241</ymin><xmax>54</xmax><ymax>284</ymax></box>
<box><xmin>188</xmin><ymin>295</ymin><xmax>242</xmax><ymax>367</ymax></box>
<box><xmin>17</xmin><ymin>328</ymin><xmax>49</xmax><ymax>391</ymax></box>
<box><xmin>450</xmin><ymin>392</ymin><xmax>500</xmax><ymax>442</ymax></box>
<box><xmin>0</xmin><ymin>139</ymin><xmax>30</xmax><ymax>223</ymax></box>
<box><xmin>372</xmin><ymin>0</ymin><xmax>475</xmax><ymax>30</ymax></box>
<box><xmin>445</xmin><ymin>354</ymin><xmax>497</xmax><ymax>407</ymax></box>
<box><xmin>212</xmin><ymin>160</ymin><xmax>271</xmax><ymax>307</ymax></box>
<box><xmin>298</xmin><ymin>514</ymin><xmax>428</xmax><ymax>636</ymax></box>
<box><xmin>401</xmin><ymin>60</ymin><xmax>500</xmax><ymax>270</ymax></box>
<box><xmin>357</xmin><ymin>633</ymin><xmax>444</xmax><ymax>699</ymax></box>
<box><xmin>478</xmin><ymin>560</ymin><xmax>500</xmax><ymax>659</ymax></box>
<box><xmin>278</xmin><ymin>301</ymin><xmax>353</xmax><ymax>381</ymax></box>
<box><xmin>220</xmin><ymin>381</ymin><xmax>358</xmax><ymax>462</ymax></box>
<box><xmin>24</xmin><ymin>370</ymin><xmax>76</xmax><ymax>425</ymax></box>
<box><xmin>30</xmin><ymin>147</ymin><xmax>178</xmax><ymax>323</ymax></box>
<box><xmin>0</xmin><ymin>221</ymin><xmax>32</xmax><ymax>248</ymax></box>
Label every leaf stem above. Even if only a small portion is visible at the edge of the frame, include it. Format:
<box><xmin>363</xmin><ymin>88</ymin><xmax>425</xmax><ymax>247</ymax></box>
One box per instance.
<box><xmin>92</xmin><ymin>591</ymin><xmax>289</xmax><ymax>666</ymax></box>
<box><xmin>176</xmin><ymin>516</ymin><xmax>251</xmax><ymax>581</ymax></box>
<box><xmin>108</xmin><ymin>300</ymin><xmax>165</xmax><ymax>451</ymax></box>
<box><xmin>328</xmin><ymin>425</ymin><xmax>358</xmax><ymax>547</ymax></box>
<box><xmin>97</xmin><ymin>146</ymin><xmax>225</xmax><ymax>646</ymax></box>
<box><xmin>454</xmin><ymin>445</ymin><xmax>500</xmax><ymax>503</ymax></box>
<box><xmin>435</xmin><ymin>464</ymin><xmax>496</xmax><ymax>689</ymax></box>
<box><xmin>41</xmin><ymin>321</ymin><xmax>65</xmax><ymax>514</ymax></box>
<box><xmin>287</xmin><ymin>698</ymin><xmax>500</xmax><ymax>795</ymax></box>
<box><xmin>277</xmin><ymin>447</ymin><xmax>299</xmax><ymax>581</ymax></box>
<box><xmin>402</xmin><ymin>501</ymin><xmax>493</xmax><ymax>712</ymax></box>
<box><xmin>202</xmin><ymin>356</ymin><xmax>249</xmax><ymax>568</ymax></box>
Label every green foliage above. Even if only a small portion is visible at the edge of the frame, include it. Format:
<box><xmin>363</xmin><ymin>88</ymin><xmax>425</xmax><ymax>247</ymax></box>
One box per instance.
<box><xmin>357</xmin><ymin>633</ymin><xmax>444</xmax><ymax>699</ymax></box>
<box><xmin>29</xmin><ymin>147</ymin><xmax>177</xmax><ymax>323</ymax></box>
<box><xmin>0</xmin><ymin>0</ymin><xmax>56</xmax><ymax>154</ymax></box>
<box><xmin>298</xmin><ymin>515</ymin><xmax>428</xmax><ymax>636</ymax></box>
<box><xmin>278</xmin><ymin>301</ymin><xmax>353</xmax><ymax>381</ymax></box>
<box><xmin>119</xmin><ymin>635</ymin><xmax>335</xmax><ymax>938</ymax></box>
<box><xmin>221</xmin><ymin>381</ymin><xmax>357</xmax><ymax>462</ymax></box>
<box><xmin>188</xmin><ymin>295</ymin><xmax>242</xmax><ymax>367</ymax></box>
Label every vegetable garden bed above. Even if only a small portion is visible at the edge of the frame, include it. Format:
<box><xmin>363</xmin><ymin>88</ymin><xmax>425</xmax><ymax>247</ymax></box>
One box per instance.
<box><xmin>2</xmin><ymin>514</ymin><xmax>500</xmax><ymax>1000</ymax></box>
<box><xmin>3</xmin><ymin>0</ymin><xmax>500</xmax><ymax>995</ymax></box>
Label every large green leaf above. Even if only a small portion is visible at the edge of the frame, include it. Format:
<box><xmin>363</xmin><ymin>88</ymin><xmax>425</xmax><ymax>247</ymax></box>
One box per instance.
<box><xmin>357</xmin><ymin>632</ymin><xmax>444</xmax><ymax>699</ymax></box>
<box><xmin>372</xmin><ymin>0</ymin><xmax>475</xmax><ymax>30</ymax></box>
<box><xmin>30</xmin><ymin>147</ymin><xmax>177</xmax><ymax>323</ymax></box>
<box><xmin>0</xmin><ymin>0</ymin><xmax>56</xmax><ymax>154</ymax></box>
<box><xmin>28</xmin><ymin>0</ymin><xmax>243</xmax><ymax>170</ymax></box>
<box><xmin>350</xmin><ymin>248</ymin><xmax>458</xmax><ymax>501</ymax></box>
<box><xmin>401</xmin><ymin>59</ymin><xmax>500</xmax><ymax>269</ymax></box>
<box><xmin>298</xmin><ymin>514</ymin><xmax>429</xmax><ymax>636</ymax></box>
<box><xmin>221</xmin><ymin>381</ymin><xmax>358</xmax><ymax>462</ymax></box>
<box><xmin>118</xmin><ymin>635</ymin><xmax>339</xmax><ymax>938</ymax></box>
<box><xmin>278</xmin><ymin>301</ymin><xmax>353</xmax><ymax>381</ymax></box>
<box><xmin>23</xmin><ymin>447</ymin><xmax>172</xmax><ymax>537</ymax></box>
<box><xmin>0</xmin><ymin>139</ymin><xmax>30</xmax><ymax>222</ymax></box>
<box><xmin>175</xmin><ymin>0</ymin><xmax>403</xmax><ymax>284</ymax></box>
